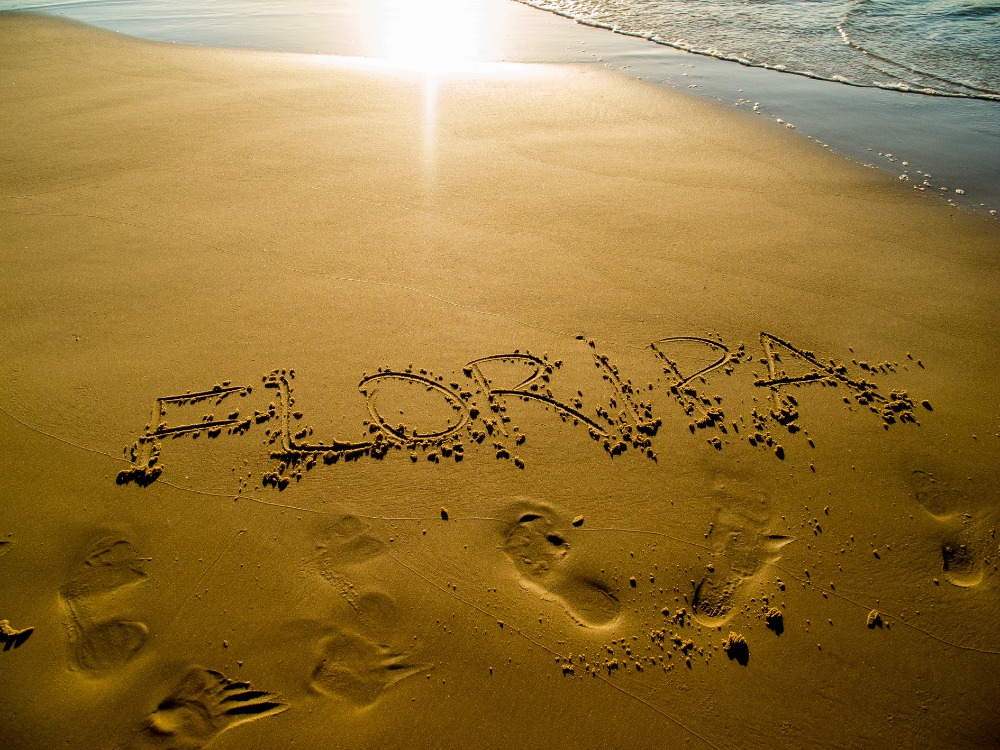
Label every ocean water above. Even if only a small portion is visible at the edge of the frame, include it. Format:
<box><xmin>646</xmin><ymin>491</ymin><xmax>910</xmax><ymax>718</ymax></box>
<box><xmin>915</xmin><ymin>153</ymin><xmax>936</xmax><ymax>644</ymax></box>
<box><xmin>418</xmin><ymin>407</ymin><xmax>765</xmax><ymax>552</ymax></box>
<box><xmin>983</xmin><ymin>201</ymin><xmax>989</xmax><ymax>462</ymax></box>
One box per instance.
<box><xmin>518</xmin><ymin>0</ymin><xmax>1000</xmax><ymax>101</ymax></box>
<box><xmin>6</xmin><ymin>0</ymin><xmax>998</xmax><ymax>100</ymax></box>
<box><xmin>2</xmin><ymin>0</ymin><xmax>998</xmax><ymax>216</ymax></box>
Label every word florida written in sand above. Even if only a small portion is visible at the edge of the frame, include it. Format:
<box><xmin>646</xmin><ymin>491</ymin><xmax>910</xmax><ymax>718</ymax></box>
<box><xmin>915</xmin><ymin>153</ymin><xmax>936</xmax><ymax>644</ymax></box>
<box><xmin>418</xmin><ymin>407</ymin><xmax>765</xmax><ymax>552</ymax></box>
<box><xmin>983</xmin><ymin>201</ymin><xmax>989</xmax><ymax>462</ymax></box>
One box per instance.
<box><xmin>118</xmin><ymin>332</ymin><xmax>926</xmax><ymax>487</ymax></box>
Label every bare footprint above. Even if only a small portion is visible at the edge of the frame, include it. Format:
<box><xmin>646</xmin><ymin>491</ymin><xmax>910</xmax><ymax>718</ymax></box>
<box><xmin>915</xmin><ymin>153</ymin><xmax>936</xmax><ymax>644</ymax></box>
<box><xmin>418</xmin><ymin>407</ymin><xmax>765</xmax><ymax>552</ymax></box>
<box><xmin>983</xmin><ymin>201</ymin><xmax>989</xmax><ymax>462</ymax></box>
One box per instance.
<box><xmin>60</xmin><ymin>537</ymin><xmax>151</xmax><ymax>673</ymax></box>
<box><xmin>310</xmin><ymin>627</ymin><xmax>427</xmax><ymax>706</ymax></box>
<box><xmin>500</xmin><ymin>499</ymin><xmax>620</xmax><ymax>628</ymax></box>
<box><xmin>75</xmin><ymin>618</ymin><xmax>149</xmax><ymax>671</ymax></box>
<box><xmin>910</xmin><ymin>470</ymin><xmax>966</xmax><ymax>521</ymax></box>
<box><xmin>121</xmin><ymin>667</ymin><xmax>286</xmax><ymax>750</ymax></box>
<box><xmin>310</xmin><ymin>516</ymin><xmax>388</xmax><ymax>572</ymax></box>
<box><xmin>908</xmin><ymin>470</ymin><xmax>987</xmax><ymax>587</ymax></box>
<box><xmin>62</xmin><ymin>538</ymin><xmax>149</xmax><ymax>599</ymax></box>
<box><xmin>267</xmin><ymin>588</ymin><xmax>424</xmax><ymax>708</ymax></box>
<box><xmin>305</xmin><ymin>516</ymin><xmax>389</xmax><ymax>609</ymax></box>
<box><xmin>940</xmin><ymin>534</ymin><xmax>985</xmax><ymax>588</ymax></box>
<box><xmin>352</xmin><ymin>591</ymin><xmax>402</xmax><ymax>635</ymax></box>
<box><xmin>692</xmin><ymin>505</ymin><xmax>793</xmax><ymax>626</ymax></box>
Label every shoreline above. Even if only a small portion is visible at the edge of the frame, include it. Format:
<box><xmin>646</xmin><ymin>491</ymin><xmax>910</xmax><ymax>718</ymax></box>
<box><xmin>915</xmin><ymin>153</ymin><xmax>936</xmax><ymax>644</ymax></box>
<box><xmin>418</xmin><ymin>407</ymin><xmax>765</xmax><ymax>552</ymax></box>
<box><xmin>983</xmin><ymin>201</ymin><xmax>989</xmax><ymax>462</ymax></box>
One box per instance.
<box><xmin>514</xmin><ymin>0</ymin><xmax>1000</xmax><ymax>103</ymax></box>
<box><xmin>1</xmin><ymin>13</ymin><xmax>999</xmax><ymax>750</ymax></box>
<box><xmin>517</xmin><ymin>3</ymin><xmax>1000</xmax><ymax>219</ymax></box>
<box><xmin>1</xmin><ymin>0</ymin><xmax>998</xmax><ymax>218</ymax></box>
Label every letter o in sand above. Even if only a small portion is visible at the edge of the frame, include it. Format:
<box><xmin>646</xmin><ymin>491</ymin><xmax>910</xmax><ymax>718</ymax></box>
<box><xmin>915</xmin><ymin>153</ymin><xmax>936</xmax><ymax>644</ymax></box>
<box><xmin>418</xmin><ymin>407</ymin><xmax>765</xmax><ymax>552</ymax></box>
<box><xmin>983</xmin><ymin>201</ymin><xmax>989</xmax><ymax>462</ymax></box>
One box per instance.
<box><xmin>359</xmin><ymin>372</ymin><xmax>469</xmax><ymax>443</ymax></box>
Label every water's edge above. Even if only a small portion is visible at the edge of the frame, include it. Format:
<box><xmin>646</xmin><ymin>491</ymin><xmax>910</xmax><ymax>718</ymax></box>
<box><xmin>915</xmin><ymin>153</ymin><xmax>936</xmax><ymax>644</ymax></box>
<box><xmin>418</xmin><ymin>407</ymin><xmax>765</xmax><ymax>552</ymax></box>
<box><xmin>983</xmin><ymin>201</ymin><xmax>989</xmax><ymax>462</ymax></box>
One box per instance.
<box><xmin>514</xmin><ymin>0</ymin><xmax>1000</xmax><ymax>103</ymax></box>
<box><xmin>2</xmin><ymin>1</ymin><xmax>997</xmax><ymax>219</ymax></box>
<box><xmin>511</xmin><ymin>2</ymin><xmax>1000</xmax><ymax>220</ymax></box>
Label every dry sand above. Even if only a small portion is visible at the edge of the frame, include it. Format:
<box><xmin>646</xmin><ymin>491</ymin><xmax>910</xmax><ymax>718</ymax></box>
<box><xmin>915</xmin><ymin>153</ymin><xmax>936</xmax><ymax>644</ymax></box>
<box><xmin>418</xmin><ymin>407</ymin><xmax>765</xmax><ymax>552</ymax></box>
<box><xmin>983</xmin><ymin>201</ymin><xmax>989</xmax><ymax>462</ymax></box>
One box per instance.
<box><xmin>1</xmin><ymin>12</ymin><xmax>999</xmax><ymax>749</ymax></box>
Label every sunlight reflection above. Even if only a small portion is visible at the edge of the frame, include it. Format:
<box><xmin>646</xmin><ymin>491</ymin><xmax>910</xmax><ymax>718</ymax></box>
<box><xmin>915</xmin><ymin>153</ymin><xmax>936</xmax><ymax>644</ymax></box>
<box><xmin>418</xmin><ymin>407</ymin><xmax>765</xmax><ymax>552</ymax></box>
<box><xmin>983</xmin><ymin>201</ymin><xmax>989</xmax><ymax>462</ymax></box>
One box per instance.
<box><xmin>371</xmin><ymin>0</ymin><xmax>486</xmax><ymax>74</ymax></box>
<box><xmin>360</xmin><ymin>1</ymin><xmax>492</xmax><ymax>188</ymax></box>
<box><xmin>340</xmin><ymin>1</ymin><xmax>543</xmax><ymax>188</ymax></box>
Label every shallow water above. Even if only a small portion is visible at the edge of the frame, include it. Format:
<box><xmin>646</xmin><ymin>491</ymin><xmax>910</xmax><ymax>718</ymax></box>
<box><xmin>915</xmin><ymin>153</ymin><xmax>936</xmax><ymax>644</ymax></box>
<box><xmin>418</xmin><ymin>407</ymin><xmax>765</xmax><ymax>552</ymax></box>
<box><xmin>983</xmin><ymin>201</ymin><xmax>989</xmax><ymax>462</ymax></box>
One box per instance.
<box><xmin>518</xmin><ymin>0</ymin><xmax>1000</xmax><ymax>101</ymax></box>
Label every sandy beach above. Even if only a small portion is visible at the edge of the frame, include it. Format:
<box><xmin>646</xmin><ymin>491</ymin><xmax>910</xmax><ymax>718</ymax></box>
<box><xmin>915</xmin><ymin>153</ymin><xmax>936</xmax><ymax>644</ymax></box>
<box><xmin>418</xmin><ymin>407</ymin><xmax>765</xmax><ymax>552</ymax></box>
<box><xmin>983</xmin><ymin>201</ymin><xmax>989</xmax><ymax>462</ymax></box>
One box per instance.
<box><xmin>1</xmin><ymin>11</ymin><xmax>999</xmax><ymax>749</ymax></box>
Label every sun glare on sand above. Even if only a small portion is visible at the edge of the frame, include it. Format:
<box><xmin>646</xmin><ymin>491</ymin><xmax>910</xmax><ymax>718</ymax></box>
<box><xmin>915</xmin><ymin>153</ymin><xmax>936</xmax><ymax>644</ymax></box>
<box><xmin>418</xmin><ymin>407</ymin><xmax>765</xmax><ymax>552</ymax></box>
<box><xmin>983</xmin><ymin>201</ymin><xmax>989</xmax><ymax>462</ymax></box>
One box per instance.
<box><xmin>353</xmin><ymin>0</ymin><xmax>536</xmax><ymax>180</ymax></box>
<box><xmin>370</xmin><ymin>0</ymin><xmax>488</xmax><ymax>73</ymax></box>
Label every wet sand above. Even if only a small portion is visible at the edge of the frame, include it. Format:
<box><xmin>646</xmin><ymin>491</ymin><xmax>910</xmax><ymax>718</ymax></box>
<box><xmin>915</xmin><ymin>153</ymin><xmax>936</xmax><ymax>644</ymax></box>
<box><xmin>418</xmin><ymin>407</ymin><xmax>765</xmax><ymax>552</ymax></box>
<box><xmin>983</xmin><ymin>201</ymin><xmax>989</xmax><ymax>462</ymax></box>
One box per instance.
<box><xmin>14</xmin><ymin>0</ymin><xmax>1000</xmax><ymax>215</ymax></box>
<box><xmin>1</xmin><ymin>12</ymin><xmax>999</xmax><ymax>750</ymax></box>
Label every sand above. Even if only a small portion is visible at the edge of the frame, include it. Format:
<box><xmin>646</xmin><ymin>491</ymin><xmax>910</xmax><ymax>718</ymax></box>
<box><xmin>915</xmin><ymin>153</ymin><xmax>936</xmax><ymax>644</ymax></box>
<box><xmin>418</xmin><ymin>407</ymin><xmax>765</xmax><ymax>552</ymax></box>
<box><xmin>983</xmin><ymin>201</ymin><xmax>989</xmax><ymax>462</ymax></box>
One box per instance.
<box><xmin>1</xmin><ymin>12</ymin><xmax>999</xmax><ymax>749</ymax></box>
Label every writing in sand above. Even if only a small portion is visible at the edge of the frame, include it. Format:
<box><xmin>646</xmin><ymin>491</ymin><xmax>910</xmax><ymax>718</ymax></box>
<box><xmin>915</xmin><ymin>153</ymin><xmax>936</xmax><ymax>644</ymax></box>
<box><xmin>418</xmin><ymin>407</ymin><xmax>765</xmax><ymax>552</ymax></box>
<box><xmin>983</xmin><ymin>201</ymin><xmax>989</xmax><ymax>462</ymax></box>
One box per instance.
<box><xmin>118</xmin><ymin>332</ymin><xmax>927</xmax><ymax>488</ymax></box>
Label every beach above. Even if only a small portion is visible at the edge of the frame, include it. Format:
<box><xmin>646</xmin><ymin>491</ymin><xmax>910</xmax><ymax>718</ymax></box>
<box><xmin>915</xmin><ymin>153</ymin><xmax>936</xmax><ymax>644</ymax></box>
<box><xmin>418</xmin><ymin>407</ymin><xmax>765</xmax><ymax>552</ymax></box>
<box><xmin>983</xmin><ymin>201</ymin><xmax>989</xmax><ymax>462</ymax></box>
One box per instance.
<box><xmin>1</xmin><ymin>10</ymin><xmax>999</xmax><ymax>749</ymax></box>
<box><xmin>4</xmin><ymin>0</ymin><xmax>998</xmax><ymax>216</ymax></box>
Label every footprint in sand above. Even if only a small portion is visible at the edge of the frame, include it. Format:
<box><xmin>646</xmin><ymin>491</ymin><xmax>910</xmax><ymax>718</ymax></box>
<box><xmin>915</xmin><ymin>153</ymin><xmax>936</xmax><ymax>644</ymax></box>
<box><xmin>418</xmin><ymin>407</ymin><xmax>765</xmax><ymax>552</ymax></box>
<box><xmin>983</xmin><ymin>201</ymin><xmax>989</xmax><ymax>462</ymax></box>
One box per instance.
<box><xmin>310</xmin><ymin>625</ymin><xmax>427</xmax><ymax>707</ymax></box>
<box><xmin>59</xmin><ymin>537</ymin><xmax>151</xmax><ymax>673</ymax></box>
<box><xmin>309</xmin><ymin>515</ymin><xmax>388</xmax><ymax>573</ymax></box>
<box><xmin>500</xmin><ymin>499</ymin><xmax>620</xmax><ymax>628</ymax></box>
<box><xmin>691</xmin><ymin>490</ymin><xmax>793</xmax><ymax>626</ymax></box>
<box><xmin>909</xmin><ymin>470</ymin><xmax>987</xmax><ymax>588</ymax></box>
<box><xmin>121</xmin><ymin>666</ymin><xmax>286</xmax><ymax>750</ymax></box>
<box><xmin>299</xmin><ymin>520</ymin><xmax>425</xmax><ymax>705</ymax></box>
<box><xmin>940</xmin><ymin>538</ymin><xmax>984</xmax><ymax>587</ymax></box>
<box><xmin>910</xmin><ymin>469</ymin><xmax>967</xmax><ymax>521</ymax></box>
<box><xmin>305</xmin><ymin>515</ymin><xmax>389</xmax><ymax>607</ymax></box>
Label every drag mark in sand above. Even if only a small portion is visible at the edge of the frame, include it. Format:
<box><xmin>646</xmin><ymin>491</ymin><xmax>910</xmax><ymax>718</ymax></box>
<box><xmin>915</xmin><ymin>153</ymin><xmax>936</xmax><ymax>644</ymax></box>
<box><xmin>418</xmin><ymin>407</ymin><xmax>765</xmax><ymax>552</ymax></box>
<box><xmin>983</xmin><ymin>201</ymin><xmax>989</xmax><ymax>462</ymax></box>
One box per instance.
<box><xmin>166</xmin><ymin>529</ymin><xmax>247</xmax><ymax>636</ymax></box>
<box><xmin>0</xmin><ymin>402</ymin><xmax>125</xmax><ymax>463</ymax></box>
<box><xmin>119</xmin><ymin>666</ymin><xmax>286</xmax><ymax>750</ymax></box>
